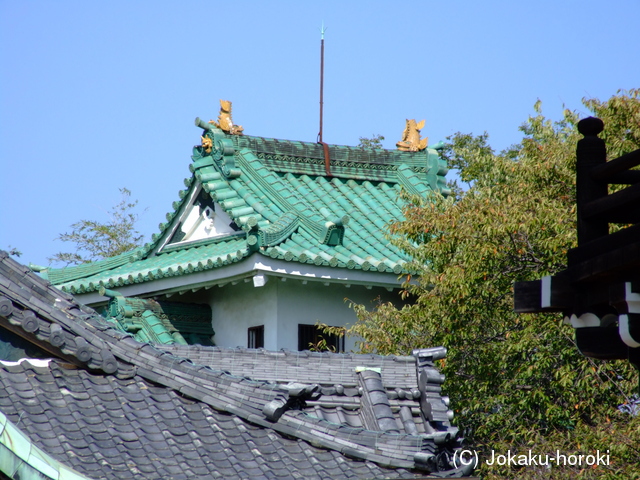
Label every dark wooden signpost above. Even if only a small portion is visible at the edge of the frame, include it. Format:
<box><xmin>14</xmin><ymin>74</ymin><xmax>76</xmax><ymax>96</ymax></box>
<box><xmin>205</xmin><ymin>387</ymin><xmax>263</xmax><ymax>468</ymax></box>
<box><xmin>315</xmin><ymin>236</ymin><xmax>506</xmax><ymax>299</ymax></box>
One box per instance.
<box><xmin>514</xmin><ymin>117</ymin><xmax>640</xmax><ymax>378</ymax></box>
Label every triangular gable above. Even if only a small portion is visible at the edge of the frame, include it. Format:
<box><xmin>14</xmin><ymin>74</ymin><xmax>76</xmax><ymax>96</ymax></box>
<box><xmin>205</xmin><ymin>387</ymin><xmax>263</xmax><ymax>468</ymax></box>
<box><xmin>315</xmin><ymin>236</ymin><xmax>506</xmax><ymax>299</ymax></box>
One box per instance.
<box><xmin>162</xmin><ymin>186</ymin><xmax>239</xmax><ymax>246</ymax></box>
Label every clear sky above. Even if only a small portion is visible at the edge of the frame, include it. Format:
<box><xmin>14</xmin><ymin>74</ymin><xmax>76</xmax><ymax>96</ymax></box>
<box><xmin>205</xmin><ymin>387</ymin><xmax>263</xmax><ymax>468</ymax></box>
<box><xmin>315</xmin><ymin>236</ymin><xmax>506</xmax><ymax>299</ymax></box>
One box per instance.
<box><xmin>1</xmin><ymin>1</ymin><xmax>638</xmax><ymax>267</ymax></box>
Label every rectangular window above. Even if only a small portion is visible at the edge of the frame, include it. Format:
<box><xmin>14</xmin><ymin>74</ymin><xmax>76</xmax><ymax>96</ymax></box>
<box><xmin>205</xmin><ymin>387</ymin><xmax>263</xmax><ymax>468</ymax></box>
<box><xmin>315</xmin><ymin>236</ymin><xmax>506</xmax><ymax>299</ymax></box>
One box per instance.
<box><xmin>248</xmin><ymin>325</ymin><xmax>264</xmax><ymax>349</ymax></box>
<box><xmin>298</xmin><ymin>324</ymin><xmax>345</xmax><ymax>352</ymax></box>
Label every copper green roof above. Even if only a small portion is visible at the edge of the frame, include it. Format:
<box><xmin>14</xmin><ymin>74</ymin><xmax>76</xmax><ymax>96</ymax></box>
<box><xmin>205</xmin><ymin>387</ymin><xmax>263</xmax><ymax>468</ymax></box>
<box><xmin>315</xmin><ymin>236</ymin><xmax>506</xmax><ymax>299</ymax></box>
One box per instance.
<box><xmin>99</xmin><ymin>288</ymin><xmax>214</xmax><ymax>346</ymax></box>
<box><xmin>48</xmin><ymin>124</ymin><xmax>448</xmax><ymax>295</ymax></box>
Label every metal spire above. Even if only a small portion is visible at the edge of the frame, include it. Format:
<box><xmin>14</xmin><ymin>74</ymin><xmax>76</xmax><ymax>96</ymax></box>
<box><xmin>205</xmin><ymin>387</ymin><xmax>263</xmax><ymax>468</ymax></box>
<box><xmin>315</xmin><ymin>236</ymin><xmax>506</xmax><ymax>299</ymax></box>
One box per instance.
<box><xmin>317</xmin><ymin>23</ymin><xmax>331</xmax><ymax>176</ymax></box>
<box><xmin>318</xmin><ymin>23</ymin><xmax>326</xmax><ymax>144</ymax></box>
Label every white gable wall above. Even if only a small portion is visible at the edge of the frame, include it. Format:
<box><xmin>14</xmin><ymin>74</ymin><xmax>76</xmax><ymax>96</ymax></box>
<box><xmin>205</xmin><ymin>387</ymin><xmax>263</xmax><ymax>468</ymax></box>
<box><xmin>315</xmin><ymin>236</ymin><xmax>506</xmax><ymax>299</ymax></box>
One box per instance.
<box><xmin>174</xmin><ymin>201</ymin><xmax>237</xmax><ymax>244</ymax></box>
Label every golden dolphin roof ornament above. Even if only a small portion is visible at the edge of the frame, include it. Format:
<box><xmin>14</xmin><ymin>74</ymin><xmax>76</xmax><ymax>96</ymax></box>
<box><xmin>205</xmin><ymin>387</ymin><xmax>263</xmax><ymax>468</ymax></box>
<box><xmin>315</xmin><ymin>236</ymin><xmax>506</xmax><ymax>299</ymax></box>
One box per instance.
<box><xmin>210</xmin><ymin>99</ymin><xmax>244</xmax><ymax>135</ymax></box>
<box><xmin>397</xmin><ymin>119</ymin><xmax>428</xmax><ymax>152</ymax></box>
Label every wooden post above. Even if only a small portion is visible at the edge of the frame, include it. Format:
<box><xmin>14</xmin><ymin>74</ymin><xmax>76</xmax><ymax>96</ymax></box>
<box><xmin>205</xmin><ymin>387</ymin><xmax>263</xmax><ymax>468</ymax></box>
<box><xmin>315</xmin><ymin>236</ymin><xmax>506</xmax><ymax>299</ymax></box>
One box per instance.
<box><xmin>576</xmin><ymin>117</ymin><xmax>608</xmax><ymax>245</ymax></box>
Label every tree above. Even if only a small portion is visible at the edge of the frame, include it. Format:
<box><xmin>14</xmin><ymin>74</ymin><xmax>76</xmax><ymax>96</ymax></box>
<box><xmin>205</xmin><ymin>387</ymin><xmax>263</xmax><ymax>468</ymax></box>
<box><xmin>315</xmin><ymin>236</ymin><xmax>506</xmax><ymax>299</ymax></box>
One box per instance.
<box><xmin>357</xmin><ymin>134</ymin><xmax>385</xmax><ymax>149</ymax></box>
<box><xmin>331</xmin><ymin>90</ymin><xmax>640</xmax><ymax>479</ymax></box>
<box><xmin>50</xmin><ymin>188</ymin><xmax>145</xmax><ymax>266</ymax></box>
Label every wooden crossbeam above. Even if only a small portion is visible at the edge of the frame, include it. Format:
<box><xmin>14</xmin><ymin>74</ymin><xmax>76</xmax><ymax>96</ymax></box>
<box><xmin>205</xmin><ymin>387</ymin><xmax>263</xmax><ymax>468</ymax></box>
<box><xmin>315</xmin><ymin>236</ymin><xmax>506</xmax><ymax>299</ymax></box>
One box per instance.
<box><xmin>591</xmin><ymin>149</ymin><xmax>640</xmax><ymax>181</ymax></box>
<box><xmin>582</xmin><ymin>181</ymin><xmax>640</xmax><ymax>224</ymax></box>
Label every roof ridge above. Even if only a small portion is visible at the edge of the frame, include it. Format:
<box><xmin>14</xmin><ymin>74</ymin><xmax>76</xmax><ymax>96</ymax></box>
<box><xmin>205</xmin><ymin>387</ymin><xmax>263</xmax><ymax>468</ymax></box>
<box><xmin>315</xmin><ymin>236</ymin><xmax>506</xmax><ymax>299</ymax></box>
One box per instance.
<box><xmin>235</xmin><ymin>134</ymin><xmax>426</xmax><ymax>165</ymax></box>
<box><xmin>232</xmin><ymin>134</ymin><xmax>449</xmax><ymax>185</ymax></box>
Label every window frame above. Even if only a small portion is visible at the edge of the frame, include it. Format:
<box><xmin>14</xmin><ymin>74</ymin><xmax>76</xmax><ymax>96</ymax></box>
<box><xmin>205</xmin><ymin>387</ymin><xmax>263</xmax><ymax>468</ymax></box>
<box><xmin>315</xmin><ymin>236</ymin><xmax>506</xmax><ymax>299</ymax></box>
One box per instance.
<box><xmin>247</xmin><ymin>325</ymin><xmax>264</xmax><ymax>349</ymax></box>
<box><xmin>297</xmin><ymin>324</ymin><xmax>345</xmax><ymax>352</ymax></box>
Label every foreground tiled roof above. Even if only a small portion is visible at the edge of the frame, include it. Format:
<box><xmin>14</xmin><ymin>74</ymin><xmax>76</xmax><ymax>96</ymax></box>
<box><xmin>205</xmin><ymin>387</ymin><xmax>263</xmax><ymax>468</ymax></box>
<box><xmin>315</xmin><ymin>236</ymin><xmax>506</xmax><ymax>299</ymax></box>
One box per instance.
<box><xmin>0</xmin><ymin>359</ymin><xmax>418</xmax><ymax>480</ymax></box>
<box><xmin>46</xmin><ymin>126</ymin><xmax>448</xmax><ymax>295</ymax></box>
<box><xmin>0</xmin><ymin>251</ymin><xmax>473</xmax><ymax>479</ymax></box>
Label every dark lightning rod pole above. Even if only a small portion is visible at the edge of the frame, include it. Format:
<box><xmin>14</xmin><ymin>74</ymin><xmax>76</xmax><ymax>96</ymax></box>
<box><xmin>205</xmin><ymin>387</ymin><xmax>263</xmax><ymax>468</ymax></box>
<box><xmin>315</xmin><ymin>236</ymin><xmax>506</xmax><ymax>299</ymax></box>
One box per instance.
<box><xmin>318</xmin><ymin>23</ymin><xmax>331</xmax><ymax>176</ymax></box>
<box><xmin>318</xmin><ymin>23</ymin><xmax>326</xmax><ymax>143</ymax></box>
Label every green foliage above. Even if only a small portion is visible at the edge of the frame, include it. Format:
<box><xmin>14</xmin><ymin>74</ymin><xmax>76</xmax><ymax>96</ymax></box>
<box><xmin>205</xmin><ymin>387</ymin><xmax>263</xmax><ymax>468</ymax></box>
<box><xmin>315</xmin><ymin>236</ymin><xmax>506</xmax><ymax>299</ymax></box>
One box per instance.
<box><xmin>307</xmin><ymin>324</ymin><xmax>346</xmax><ymax>352</ymax></box>
<box><xmin>357</xmin><ymin>134</ymin><xmax>385</xmax><ymax>150</ymax></box>
<box><xmin>50</xmin><ymin>188</ymin><xmax>145</xmax><ymax>266</ymax></box>
<box><xmin>343</xmin><ymin>90</ymin><xmax>640</xmax><ymax>479</ymax></box>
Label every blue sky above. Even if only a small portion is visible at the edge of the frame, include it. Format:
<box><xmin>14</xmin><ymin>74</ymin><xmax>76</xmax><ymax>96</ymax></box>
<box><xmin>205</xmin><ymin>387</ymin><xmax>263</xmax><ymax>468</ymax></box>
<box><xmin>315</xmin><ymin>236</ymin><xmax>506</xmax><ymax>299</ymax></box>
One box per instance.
<box><xmin>1</xmin><ymin>1</ymin><xmax>638</xmax><ymax>267</ymax></box>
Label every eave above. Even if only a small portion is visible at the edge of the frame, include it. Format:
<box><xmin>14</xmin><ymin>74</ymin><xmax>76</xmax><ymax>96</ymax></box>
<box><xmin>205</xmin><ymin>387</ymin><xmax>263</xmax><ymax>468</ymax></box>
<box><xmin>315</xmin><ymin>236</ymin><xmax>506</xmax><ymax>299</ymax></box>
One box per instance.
<box><xmin>72</xmin><ymin>254</ymin><xmax>405</xmax><ymax>305</ymax></box>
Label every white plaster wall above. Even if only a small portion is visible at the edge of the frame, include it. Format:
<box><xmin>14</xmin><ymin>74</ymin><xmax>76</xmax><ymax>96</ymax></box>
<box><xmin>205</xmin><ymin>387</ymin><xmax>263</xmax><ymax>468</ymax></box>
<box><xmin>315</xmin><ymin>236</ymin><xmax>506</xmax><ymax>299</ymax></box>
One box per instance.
<box><xmin>275</xmin><ymin>281</ymin><xmax>395</xmax><ymax>352</ymax></box>
<box><xmin>209</xmin><ymin>280</ymin><xmax>279</xmax><ymax>349</ymax></box>
<box><xmin>208</xmin><ymin>278</ymin><xmax>400</xmax><ymax>352</ymax></box>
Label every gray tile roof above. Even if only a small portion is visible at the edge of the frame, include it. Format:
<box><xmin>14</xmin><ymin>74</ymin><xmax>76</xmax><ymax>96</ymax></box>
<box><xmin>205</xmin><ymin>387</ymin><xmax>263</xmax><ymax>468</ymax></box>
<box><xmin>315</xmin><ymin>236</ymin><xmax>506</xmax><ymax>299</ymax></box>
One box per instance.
<box><xmin>0</xmin><ymin>251</ymin><xmax>474</xmax><ymax>479</ymax></box>
<box><xmin>0</xmin><ymin>359</ymin><xmax>419</xmax><ymax>479</ymax></box>
<box><xmin>159</xmin><ymin>345</ymin><xmax>455</xmax><ymax>437</ymax></box>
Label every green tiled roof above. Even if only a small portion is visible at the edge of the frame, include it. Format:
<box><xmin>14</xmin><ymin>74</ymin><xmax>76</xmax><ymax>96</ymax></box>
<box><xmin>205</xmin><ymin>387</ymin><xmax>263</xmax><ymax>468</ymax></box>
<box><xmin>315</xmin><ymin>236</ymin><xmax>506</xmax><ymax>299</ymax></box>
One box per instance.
<box><xmin>55</xmin><ymin>234</ymin><xmax>248</xmax><ymax>294</ymax></box>
<box><xmin>100</xmin><ymin>288</ymin><xmax>214</xmax><ymax>345</ymax></box>
<box><xmin>44</xmin><ymin>248</ymin><xmax>143</xmax><ymax>285</ymax></box>
<box><xmin>48</xmin><ymin>124</ymin><xmax>448</xmax><ymax>295</ymax></box>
